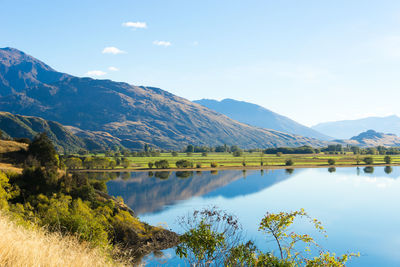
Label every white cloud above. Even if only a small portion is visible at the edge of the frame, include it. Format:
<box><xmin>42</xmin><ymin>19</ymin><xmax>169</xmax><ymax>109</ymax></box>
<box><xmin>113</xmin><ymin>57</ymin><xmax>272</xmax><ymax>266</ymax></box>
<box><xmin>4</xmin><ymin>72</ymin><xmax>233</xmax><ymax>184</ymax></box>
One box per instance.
<box><xmin>102</xmin><ymin>46</ymin><xmax>126</xmax><ymax>54</ymax></box>
<box><xmin>85</xmin><ymin>70</ymin><xmax>106</xmax><ymax>76</ymax></box>
<box><xmin>108</xmin><ymin>66</ymin><xmax>119</xmax><ymax>72</ymax></box>
<box><xmin>122</xmin><ymin>21</ymin><xmax>147</xmax><ymax>29</ymax></box>
<box><xmin>153</xmin><ymin>40</ymin><xmax>171</xmax><ymax>47</ymax></box>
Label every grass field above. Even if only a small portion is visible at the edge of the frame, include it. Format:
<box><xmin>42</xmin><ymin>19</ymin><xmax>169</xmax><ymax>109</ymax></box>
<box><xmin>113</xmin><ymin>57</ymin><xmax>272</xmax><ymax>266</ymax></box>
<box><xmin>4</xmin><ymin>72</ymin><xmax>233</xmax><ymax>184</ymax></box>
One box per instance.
<box><xmin>73</xmin><ymin>152</ymin><xmax>400</xmax><ymax>170</ymax></box>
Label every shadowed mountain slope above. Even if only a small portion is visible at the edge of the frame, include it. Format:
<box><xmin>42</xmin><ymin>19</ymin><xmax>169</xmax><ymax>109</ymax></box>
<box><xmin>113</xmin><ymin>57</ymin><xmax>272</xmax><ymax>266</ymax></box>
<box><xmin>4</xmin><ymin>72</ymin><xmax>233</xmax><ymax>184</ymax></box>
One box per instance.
<box><xmin>0</xmin><ymin>48</ymin><xmax>325</xmax><ymax>150</ymax></box>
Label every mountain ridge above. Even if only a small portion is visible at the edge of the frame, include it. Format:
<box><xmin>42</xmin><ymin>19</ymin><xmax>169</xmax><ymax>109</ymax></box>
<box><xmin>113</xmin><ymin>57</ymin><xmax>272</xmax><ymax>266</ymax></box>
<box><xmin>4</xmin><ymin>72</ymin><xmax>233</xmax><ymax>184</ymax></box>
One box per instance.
<box><xmin>0</xmin><ymin>48</ymin><xmax>326</xmax><ymax>150</ymax></box>
<box><xmin>312</xmin><ymin>115</ymin><xmax>400</xmax><ymax>139</ymax></box>
<box><xmin>194</xmin><ymin>98</ymin><xmax>332</xmax><ymax>140</ymax></box>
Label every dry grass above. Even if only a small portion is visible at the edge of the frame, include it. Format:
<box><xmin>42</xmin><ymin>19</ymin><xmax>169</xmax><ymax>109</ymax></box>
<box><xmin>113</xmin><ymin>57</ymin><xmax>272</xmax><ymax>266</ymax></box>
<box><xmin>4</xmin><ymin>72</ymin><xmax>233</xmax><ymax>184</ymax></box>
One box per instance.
<box><xmin>0</xmin><ymin>213</ymin><xmax>128</xmax><ymax>267</ymax></box>
<box><xmin>0</xmin><ymin>140</ymin><xmax>28</xmax><ymax>154</ymax></box>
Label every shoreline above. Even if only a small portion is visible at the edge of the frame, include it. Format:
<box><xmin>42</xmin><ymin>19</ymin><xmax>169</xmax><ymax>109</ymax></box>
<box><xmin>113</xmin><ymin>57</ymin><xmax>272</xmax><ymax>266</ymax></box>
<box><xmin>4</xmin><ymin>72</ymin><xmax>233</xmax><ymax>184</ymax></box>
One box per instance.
<box><xmin>68</xmin><ymin>163</ymin><xmax>399</xmax><ymax>173</ymax></box>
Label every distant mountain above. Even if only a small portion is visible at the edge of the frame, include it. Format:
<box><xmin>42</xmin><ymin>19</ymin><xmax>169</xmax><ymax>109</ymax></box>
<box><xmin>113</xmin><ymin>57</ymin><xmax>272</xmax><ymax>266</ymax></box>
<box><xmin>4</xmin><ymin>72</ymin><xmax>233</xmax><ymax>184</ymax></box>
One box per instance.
<box><xmin>0</xmin><ymin>48</ymin><xmax>325</xmax><ymax>150</ymax></box>
<box><xmin>337</xmin><ymin>129</ymin><xmax>400</xmax><ymax>147</ymax></box>
<box><xmin>312</xmin><ymin>115</ymin><xmax>400</xmax><ymax>139</ymax></box>
<box><xmin>0</xmin><ymin>112</ymin><xmax>123</xmax><ymax>152</ymax></box>
<box><xmin>194</xmin><ymin>99</ymin><xmax>332</xmax><ymax>140</ymax></box>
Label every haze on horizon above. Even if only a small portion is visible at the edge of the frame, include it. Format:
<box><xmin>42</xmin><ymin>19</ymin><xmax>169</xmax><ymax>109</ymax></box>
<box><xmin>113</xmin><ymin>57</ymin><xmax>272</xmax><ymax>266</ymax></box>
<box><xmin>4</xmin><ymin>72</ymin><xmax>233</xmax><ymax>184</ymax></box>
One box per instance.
<box><xmin>1</xmin><ymin>0</ymin><xmax>400</xmax><ymax>126</ymax></box>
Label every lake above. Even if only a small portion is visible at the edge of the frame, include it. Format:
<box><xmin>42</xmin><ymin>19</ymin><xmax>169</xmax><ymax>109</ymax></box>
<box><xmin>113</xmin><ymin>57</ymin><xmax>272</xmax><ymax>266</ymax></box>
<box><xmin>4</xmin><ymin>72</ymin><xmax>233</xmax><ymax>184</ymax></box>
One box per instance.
<box><xmin>106</xmin><ymin>167</ymin><xmax>400</xmax><ymax>266</ymax></box>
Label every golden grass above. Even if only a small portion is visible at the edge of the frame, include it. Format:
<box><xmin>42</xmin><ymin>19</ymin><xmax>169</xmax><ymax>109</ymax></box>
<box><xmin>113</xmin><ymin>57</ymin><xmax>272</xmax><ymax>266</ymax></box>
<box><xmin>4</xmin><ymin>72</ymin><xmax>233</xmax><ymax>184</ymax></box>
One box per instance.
<box><xmin>0</xmin><ymin>213</ymin><xmax>128</xmax><ymax>267</ymax></box>
<box><xmin>0</xmin><ymin>140</ymin><xmax>28</xmax><ymax>154</ymax></box>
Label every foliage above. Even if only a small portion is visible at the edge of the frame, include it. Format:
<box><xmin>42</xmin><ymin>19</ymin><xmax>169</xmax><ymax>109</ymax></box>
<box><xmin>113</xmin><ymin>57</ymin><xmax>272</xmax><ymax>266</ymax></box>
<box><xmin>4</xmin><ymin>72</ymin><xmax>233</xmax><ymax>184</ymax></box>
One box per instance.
<box><xmin>175</xmin><ymin>207</ymin><xmax>244</xmax><ymax>266</ymax></box>
<box><xmin>384</xmin><ymin>155</ymin><xmax>392</xmax><ymax>164</ymax></box>
<box><xmin>64</xmin><ymin>157</ymin><xmax>83</xmax><ymax>169</ymax></box>
<box><xmin>27</xmin><ymin>133</ymin><xmax>59</xmax><ymax>169</ymax></box>
<box><xmin>285</xmin><ymin>159</ymin><xmax>294</xmax><ymax>166</ymax></box>
<box><xmin>363</xmin><ymin>157</ymin><xmax>374</xmax><ymax>165</ymax></box>
<box><xmin>210</xmin><ymin>162</ymin><xmax>219</xmax><ymax>168</ymax></box>
<box><xmin>327</xmin><ymin>159</ymin><xmax>336</xmax><ymax>165</ymax></box>
<box><xmin>148</xmin><ymin>162</ymin><xmax>154</xmax><ymax>169</ymax></box>
<box><xmin>265</xmin><ymin>146</ymin><xmax>315</xmax><ymax>155</ymax></box>
<box><xmin>176</xmin><ymin>160</ymin><xmax>194</xmax><ymax>168</ymax></box>
<box><xmin>154</xmin><ymin>160</ymin><xmax>169</xmax><ymax>169</ymax></box>
<box><xmin>233</xmin><ymin>150</ymin><xmax>243</xmax><ymax>157</ymax></box>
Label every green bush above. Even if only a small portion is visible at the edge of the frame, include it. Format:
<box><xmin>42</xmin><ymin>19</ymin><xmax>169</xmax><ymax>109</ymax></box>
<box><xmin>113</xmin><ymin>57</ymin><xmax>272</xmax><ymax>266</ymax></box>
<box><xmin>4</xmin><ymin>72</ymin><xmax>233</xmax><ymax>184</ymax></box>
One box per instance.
<box><xmin>196</xmin><ymin>163</ymin><xmax>202</xmax><ymax>168</ymax></box>
<box><xmin>384</xmin><ymin>155</ymin><xmax>392</xmax><ymax>164</ymax></box>
<box><xmin>285</xmin><ymin>159</ymin><xmax>294</xmax><ymax>166</ymax></box>
<box><xmin>210</xmin><ymin>162</ymin><xmax>219</xmax><ymax>168</ymax></box>
<box><xmin>176</xmin><ymin>160</ymin><xmax>193</xmax><ymax>168</ymax></box>
<box><xmin>148</xmin><ymin>162</ymin><xmax>154</xmax><ymax>169</ymax></box>
<box><xmin>363</xmin><ymin>157</ymin><xmax>374</xmax><ymax>165</ymax></box>
<box><xmin>327</xmin><ymin>159</ymin><xmax>336</xmax><ymax>165</ymax></box>
<box><xmin>154</xmin><ymin>160</ymin><xmax>169</xmax><ymax>169</ymax></box>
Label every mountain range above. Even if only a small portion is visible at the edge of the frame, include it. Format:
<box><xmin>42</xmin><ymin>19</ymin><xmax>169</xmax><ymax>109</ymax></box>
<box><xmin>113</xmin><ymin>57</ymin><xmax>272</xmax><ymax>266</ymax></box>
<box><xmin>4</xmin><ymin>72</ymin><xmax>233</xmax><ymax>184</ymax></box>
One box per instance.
<box><xmin>0</xmin><ymin>47</ymin><xmax>325</xmax><ymax>150</ymax></box>
<box><xmin>338</xmin><ymin>129</ymin><xmax>400</xmax><ymax>147</ymax></box>
<box><xmin>194</xmin><ymin>98</ymin><xmax>331</xmax><ymax>140</ymax></box>
<box><xmin>312</xmin><ymin>115</ymin><xmax>400</xmax><ymax>139</ymax></box>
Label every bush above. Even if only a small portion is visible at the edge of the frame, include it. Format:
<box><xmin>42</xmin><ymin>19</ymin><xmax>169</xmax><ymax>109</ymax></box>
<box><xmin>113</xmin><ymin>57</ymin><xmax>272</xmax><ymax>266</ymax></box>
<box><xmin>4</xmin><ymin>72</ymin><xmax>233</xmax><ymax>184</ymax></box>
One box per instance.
<box><xmin>171</xmin><ymin>151</ymin><xmax>178</xmax><ymax>157</ymax></box>
<box><xmin>327</xmin><ymin>159</ymin><xmax>336</xmax><ymax>165</ymax></box>
<box><xmin>242</xmin><ymin>161</ymin><xmax>246</xmax><ymax>167</ymax></box>
<box><xmin>384</xmin><ymin>155</ymin><xmax>392</xmax><ymax>164</ymax></box>
<box><xmin>154</xmin><ymin>160</ymin><xmax>169</xmax><ymax>169</ymax></box>
<box><xmin>196</xmin><ymin>163</ymin><xmax>202</xmax><ymax>168</ymax></box>
<box><xmin>363</xmin><ymin>157</ymin><xmax>374</xmax><ymax>165</ymax></box>
<box><xmin>233</xmin><ymin>151</ymin><xmax>243</xmax><ymax>157</ymax></box>
<box><xmin>202</xmin><ymin>152</ymin><xmax>208</xmax><ymax>157</ymax></box>
<box><xmin>285</xmin><ymin>159</ymin><xmax>294</xmax><ymax>166</ymax></box>
<box><xmin>176</xmin><ymin>160</ymin><xmax>193</xmax><ymax>168</ymax></box>
<box><xmin>210</xmin><ymin>162</ymin><xmax>219</xmax><ymax>168</ymax></box>
<box><xmin>148</xmin><ymin>162</ymin><xmax>154</xmax><ymax>169</ymax></box>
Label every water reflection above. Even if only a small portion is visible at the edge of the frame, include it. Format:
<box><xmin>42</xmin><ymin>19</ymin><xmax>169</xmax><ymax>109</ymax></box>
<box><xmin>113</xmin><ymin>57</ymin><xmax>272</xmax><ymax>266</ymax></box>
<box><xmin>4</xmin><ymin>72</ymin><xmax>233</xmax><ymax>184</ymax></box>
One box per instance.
<box><xmin>104</xmin><ymin>167</ymin><xmax>400</xmax><ymax>266</ymax></box>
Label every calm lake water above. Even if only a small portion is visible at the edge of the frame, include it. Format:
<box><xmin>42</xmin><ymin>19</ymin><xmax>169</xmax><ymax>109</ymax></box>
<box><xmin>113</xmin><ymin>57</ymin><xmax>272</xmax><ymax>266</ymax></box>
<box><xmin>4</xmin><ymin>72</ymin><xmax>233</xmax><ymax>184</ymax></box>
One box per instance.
<box><xmin>106</xmin><ymin>167</ymin><xmax>400</xmax><ymax>266</ymax></box>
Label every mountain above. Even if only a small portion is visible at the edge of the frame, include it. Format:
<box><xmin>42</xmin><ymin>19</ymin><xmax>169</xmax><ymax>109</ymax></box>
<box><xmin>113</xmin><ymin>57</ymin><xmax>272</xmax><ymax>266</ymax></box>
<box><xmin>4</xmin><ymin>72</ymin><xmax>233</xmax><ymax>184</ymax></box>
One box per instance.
<box><xmin>194</xmin><ymin>99</ymin><xmax>331</xmax><ymax>140</ymax></box>
<box><xmin>0</xmin><ymin>112</ymin><xmax>123</xmax><ymax>152</ymax></box>
<box><xmin>0</xmin><ymin>48</ymin><xmax>325</xmax><ymax>150</ymax></box>
<box><xmin>337</xmin><ymin>129</ymin><xmax>400</xmax><ymax>147</ymax></box>
<box><xmin>312</xmin><ymin>115</ymin><xmax>400</xmax><ymax>139</ymax></box>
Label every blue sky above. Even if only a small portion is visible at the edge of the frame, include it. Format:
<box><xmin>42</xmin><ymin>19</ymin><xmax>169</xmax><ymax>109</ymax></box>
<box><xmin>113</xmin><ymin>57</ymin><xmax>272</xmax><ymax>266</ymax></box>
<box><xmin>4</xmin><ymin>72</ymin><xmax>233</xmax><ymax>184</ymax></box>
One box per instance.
<box><xmin>2</xmin><ymin>0</ymin><xmax>400</xmax><ymax>126</ymax></box>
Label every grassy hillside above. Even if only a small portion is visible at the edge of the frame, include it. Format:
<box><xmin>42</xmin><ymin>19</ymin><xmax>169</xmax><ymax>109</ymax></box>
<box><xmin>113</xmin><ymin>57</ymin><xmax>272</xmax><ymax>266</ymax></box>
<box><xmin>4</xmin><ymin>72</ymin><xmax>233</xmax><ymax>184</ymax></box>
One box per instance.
<box><xmin>0</xmin><ymin>213</ymin><xmax>127</xmax><ymax>267</ymax></box>
<box><xmin>0</xmin><ymin>112</ymin><xmax>123</xmax><ymax>152</ymax></box>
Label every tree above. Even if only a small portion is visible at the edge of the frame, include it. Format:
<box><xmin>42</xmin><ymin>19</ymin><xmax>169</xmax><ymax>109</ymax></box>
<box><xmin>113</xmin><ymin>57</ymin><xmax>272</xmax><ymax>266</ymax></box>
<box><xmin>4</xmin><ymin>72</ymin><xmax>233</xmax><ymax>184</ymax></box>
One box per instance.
<box><xmin>148</xmin><ymin>162</ymin><xmax>154</xmax><ymax>169</ymax></box>
<box><xmin>171</xmin><ymin>151</ymin><xmax>178</xmax><ymax>157</ymax></box>
<box><xmin>64</xmin><ymin>157</ymin><xmax>83</xmax><ymax>169</ymax></box>
<box><xmin>186</xmin><ymin>144</ymin><xmax>194</xmax><ymax>153</ymax></box>
<box><xmin>285</xmin><ymin>159</ymin><xmax>294</xmax><ymax>166</ymax></box>
<box><xmin>233</xmin><ymin>150</ymin><xmax>243</xmax><ymax>157</ymax></box>
<box><xmin>121</xmin><ymin>157</ymin><xmax>131</xmax><ymax>168</ymax></box>
<box><xmin>328</xmin><ymin>159</ymin><xmax>336</xmax><ymax>165</ymax></box>
<box><xmin>27</xmin><ymin>133</ymin><xmax>59</xmax><ymax>168</ymax></box>
<box><xmin>154</xmin><ymin>160</ymin><xmax>169</xmax><ymax>169</ymax></box>
<box><xmin>363</xmin><ymin>157</ymin><xmax>374</xmax><ymax>165</ymax></box>
<box><xmin>384</xmin><ymin>155</ymin><xmax>392</xmax><ymax>164</ymax></box>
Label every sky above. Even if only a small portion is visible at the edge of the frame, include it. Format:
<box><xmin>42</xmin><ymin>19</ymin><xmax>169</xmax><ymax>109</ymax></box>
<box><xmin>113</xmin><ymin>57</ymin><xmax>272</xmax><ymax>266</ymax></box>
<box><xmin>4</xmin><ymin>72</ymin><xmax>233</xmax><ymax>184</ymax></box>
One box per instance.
<box><xmin>2</xmin><ymin>0</ymin><xmax>400</xmax><ymax>126</ymax></box>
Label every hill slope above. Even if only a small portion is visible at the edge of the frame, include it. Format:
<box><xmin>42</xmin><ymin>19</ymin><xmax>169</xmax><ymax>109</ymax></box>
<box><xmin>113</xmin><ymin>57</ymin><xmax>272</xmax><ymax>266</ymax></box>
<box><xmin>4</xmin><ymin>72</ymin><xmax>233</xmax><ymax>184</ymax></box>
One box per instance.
<box><xmin>337</xmin><ymin>129</ymin><xmax>400</xmax><ymax>147</ymax></box>
<box><xmin>194</xmin><ymin>98</ymin><xmax>331</xmax><ymax>140</ymax></box>
<box><xmin>0</xmin><ymin>112</ymin><xmax>123</xmax><ymax>152</ymax></box>
<box><xmin>312</xmin><ymin>115</ymin><xmax>400</xmax><ymax>139</ymax></box>
<box><xmin>0</xmin><ymin>48</ymin><xmax>325</xmax><ymax>149</ymax></box>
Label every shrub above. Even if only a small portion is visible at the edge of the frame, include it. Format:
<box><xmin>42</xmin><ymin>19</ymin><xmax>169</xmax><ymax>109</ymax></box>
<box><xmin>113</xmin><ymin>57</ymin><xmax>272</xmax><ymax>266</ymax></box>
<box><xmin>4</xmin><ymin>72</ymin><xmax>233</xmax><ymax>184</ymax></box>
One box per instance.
<box><xmin>233</xmin><ymin>151</ymin><xmax>243</xmax><ymax>157</ymax></box>
<box><xmin>202</xmin><ymin>152</ymin><xmax>208</xmax><ymax>157</ymax></box>
<box><xmin>171</xmin><ymin>151</ymin><xmax>178</xmax><ymax>157</ymax></box>
<box><xmin>384</xmin><ymin>155</ymin><xmax>392</xmax><ymax>164</ymax></box>
<box><xmin>154</xmin><ymin>160</ymin><xmax>169</xmax><ymax>169</ymax></box>
<box><xmin>327</xmin><ymin>159</ymin><xmax>336</xmax><ymax>165</ymax></box>
<box><xmin>176</xmin><ymin>160</ymin><xmax>193</xmax><ymax>168</ymax></box>
<box><xmin>210</xmin><ymin>162</ymin><xmax>219</xmax><ymax>168</ymax></box>
<box><xmin>148</xmin><ymin>162</ymin><xmax>154</xmax><ymax>169</ymax></box>
<box><xmin>285</xmin><ymin>159</ymin><xmax>294</xmax><ymax>166</ymax></box>
<box><xmin>196</xmin><ymin>163</ymin><xmax>202</xmax><ymax>168</ymax></box>
<box><xmin>242</xmin><ymin>161</ymin><xmax>246</xmax><ymax>167</ymax></box>
<box><xmin>363</xmin><ymin>157</ymin><xmax>374</xmax><ymax>165</ymax></box>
